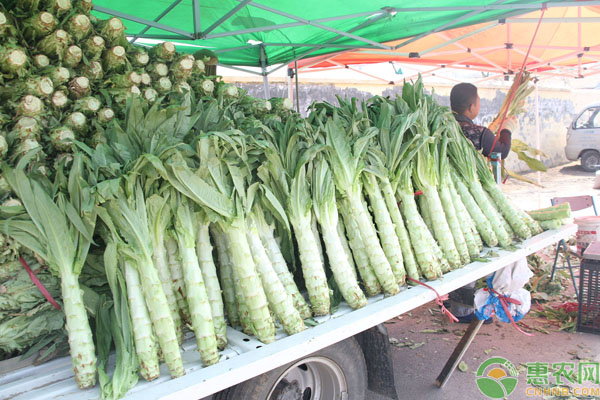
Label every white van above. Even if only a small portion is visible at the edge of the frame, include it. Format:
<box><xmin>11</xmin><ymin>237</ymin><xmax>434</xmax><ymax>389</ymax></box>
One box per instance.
<box><xmin>565</xmin><ymin>103</ymin><xmax>600</xmax><ymax>172</ymax></box>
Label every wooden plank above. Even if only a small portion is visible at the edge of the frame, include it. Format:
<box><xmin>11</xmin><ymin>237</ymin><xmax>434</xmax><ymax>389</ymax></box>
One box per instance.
<box><xmin>435</xmin><ymin>318</ymin><xmax>485</xmax><ymax>388</ymax></box>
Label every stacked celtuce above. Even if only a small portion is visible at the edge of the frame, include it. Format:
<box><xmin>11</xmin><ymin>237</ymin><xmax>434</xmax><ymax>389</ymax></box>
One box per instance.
<box><xmin>0</xmin><ymin>1</ymin><xmax>563</xmax><ymax>398</ymax></box>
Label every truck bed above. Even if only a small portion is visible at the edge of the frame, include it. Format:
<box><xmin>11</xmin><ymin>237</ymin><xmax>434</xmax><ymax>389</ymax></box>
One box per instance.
<box><xmin>0</xmin><ymin>225</ymin><xmax>576</xmax><ymax>400</ymax></box>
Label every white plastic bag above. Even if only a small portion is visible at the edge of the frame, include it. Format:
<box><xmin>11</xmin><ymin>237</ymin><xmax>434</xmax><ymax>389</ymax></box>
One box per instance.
<box><xmin>491</xmin><ymin>258</ymin><xmax>532</xmax><ymax>294</ymax></box>
<box><xmin>474</xmin><ymin>258</ymin><xmax>533</xmax><ymax>322</ymax></box>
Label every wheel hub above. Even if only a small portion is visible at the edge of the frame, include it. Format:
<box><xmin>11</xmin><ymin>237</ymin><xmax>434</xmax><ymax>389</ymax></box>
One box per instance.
<box><xmin>267</xmin><ymin>356</ymin><xmax>348</xmax><ymax>400</ymax></box>
<box><xmin>271</xmin><ymin>379</ymin><xmax>303</xmax><ymax>400</ymax></box>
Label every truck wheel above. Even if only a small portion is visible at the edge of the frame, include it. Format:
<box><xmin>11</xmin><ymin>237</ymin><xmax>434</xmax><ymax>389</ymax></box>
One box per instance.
<box><xmin>214</xmin><ymin>337</ymin><xmax>367</xmax><ymax>400</ymax></box>
<box><xmin>581</xmin><ymin>150</ymin><xmax>600</xmax><ymax>172</ymax></box>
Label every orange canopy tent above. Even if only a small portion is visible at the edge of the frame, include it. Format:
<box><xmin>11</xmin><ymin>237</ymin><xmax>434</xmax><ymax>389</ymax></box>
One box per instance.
<box><xmin>294</xmin><ymin>4</ymin><xmax>600</xmax><ymax>82</ymax></box>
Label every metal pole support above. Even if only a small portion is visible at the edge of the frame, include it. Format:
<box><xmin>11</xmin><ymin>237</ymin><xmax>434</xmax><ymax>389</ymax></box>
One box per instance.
<box><xmin>491</xmin><ymin>152</ymin><xmax>502</xmax><ymax>185</ymax></box>
<box><xmin>259</xmin><ymin>45</ymin><xmax>270</xmax><ymax>99</ymax></box>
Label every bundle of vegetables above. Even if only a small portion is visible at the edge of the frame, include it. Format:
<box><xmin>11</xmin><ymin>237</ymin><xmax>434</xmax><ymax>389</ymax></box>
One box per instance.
<box><xmin>488</xmin><ymin>71</ymin><xmax>534</xmax><ymax>135</ymax></box>
<box><xmin>0</xmin><ymin>252</ymin><xmax>67</xmax><ymax>362</ymax></box>
<box><xmin>0</xmin><ymin>0</ymin><xmax>237</xmax><ymax>180</ymax></box>
<box><xmin>526</xmin><ymin>203</ymin><xmax>572</xmax><ymax>231</ymax></box>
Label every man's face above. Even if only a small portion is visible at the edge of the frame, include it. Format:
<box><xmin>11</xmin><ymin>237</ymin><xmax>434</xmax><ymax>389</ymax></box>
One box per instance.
<box><xmin>466</xmin><ymin>95</ymin><xmax>481</xmax><ymax>119</ymax></box>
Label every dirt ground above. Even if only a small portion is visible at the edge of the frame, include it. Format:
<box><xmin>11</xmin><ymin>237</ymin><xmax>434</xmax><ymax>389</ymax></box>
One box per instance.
<box><xmin>501</xmin><ymin>161</ymin><xmax>600</xmax><ymax>212</ymax></box>
<box><xmin>371</xmin><ymin>162</ymin><xmax>600</xmax><ymax>400</ymax></box>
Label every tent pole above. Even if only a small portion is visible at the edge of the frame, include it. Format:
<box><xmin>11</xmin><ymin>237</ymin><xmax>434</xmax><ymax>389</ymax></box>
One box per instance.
<box><xmin>287</xmin><ymin>69</ymin><xmax>293</xmax><ymax>103</ymax></box>
<box><xmin>535</xmin><ymin>82</ymin><xmax>541</xmax><ymax>187</ymax></box>
<box><xmin>262</xmin><ymin>71</ymin><xmax>270</xmax><ymax>99</ymax></box>
<box><xmin>295</xmin><ymin>60</ymin><xmax>300</xmax><ymax>113</ymax></box>
<box><xmin>260</xmin><ymin>45</ymin><xmax>270</xmax><ymax>99</ymax></box>
<box><xmin>192</xmin><ymin>0</ymin><xmax>201</xmax><ymax>38</ymax></box>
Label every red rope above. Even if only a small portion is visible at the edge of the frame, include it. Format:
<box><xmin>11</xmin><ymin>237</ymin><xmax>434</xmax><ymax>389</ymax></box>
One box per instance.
<box><xmin>407</xmin><ymin>277</ymin><xmax>458</xmax><ymax>323</ymax></box>
<box><xmin>19</xmin><ymin>256</ymin><xmax>61</xmax><ymax>310</ymax></box>
<box><xmin>485</xmin><ymin>288</ymin><xmax>533</xmax><ymax>336</ymax></box>
<box><xmin>489</xmin><ymin>3</ymin><xmax>547</xmax><ymax>156</ymax></box>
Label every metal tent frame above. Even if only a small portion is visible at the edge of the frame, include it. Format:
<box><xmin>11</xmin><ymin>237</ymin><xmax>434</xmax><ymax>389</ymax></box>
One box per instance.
<box><xmin>292</xmin><ymin>4</ymin><xmax>600</xmax><ymax>84</ymax></box>
<box><xmin>92</xmin><ymin>1</ymin><xmax>598</xmax><ymax>95</ymax></box>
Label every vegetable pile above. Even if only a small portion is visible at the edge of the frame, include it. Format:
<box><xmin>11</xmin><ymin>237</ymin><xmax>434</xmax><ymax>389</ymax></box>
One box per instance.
<box><xmin>0</xmin><ymin>1</ymin><xmax>570</xmax><ymax>398</ymax></box>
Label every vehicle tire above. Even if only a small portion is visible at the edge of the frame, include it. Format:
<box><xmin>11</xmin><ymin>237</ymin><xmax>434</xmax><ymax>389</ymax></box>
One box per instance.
<box><xmin>581</xmin><ymin>150</ymin><xmax>600</xmax><ymax>172</ymax></box>
<box><xmin>213</xmin><ymin>337</ymin><xmax>367</xmax><ymax>400</ymax></box>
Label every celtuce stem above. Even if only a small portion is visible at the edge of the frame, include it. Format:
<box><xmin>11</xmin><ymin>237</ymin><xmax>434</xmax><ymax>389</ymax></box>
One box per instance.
<box><xmin>196</xmin><ymin>221</ymin><xmax>227</xmax><ymax>350</ymax></box>
<box><xmin>468</xmin><ymin>182</ymin><xmax>512</xmax><ymax>248</ymax></box>
<box><xmin>138</xmin><ymin>255</ymin><xmax>185</xmax><ymax>378</ymax></box>
<box><xmin>483</xmin><ymin>181</ymin><xmax>532</xmax><ymax>240</ymax></box>
<box><xmin>452</xmin><ymin>172</ymin><xmax>498</xmax><ymax>247</ymax></box>
<box><xmin>439</xmin><ymin>182</ymin><xmax>470</xmax><ymax>265</ymax></box>
<box><xmin>165</xmin><ymin>236</ymin><xmax>190</xmax><ymax>324</ymax></box>
<box><xmin>247</xmin><ymin>218</ymin><xmax>305</xmax><ymax>335</ymax></box>
<box><xmin>61</xmin><ymin>266</ymin><xmax>97</xmax><ymax>389</ymax></box>
<box><xmin>336</xmin><ymin>217</ymin><xmax>357</xmax><ymax>280</ymax></box>
<box><xmin>222</xmin><ymin>221</ymin><xmax>275</xmax><ymax>343</ymax></box>
<box><xmin>349</xmin><ymin>189</ymin><xmax>398</xmax><ymax>295</ymax></box>
<box><xmin>176</xmin><ymin>231</ymin><xmax>219</xmax><ymax>367</ymax></box>
<box><xmin>311</xmin><ymin>210</ymin><xmax>325</xmax><ymax>266</ymax></box>
<box><xmin>211</xmin><ymin>225</ymin><xmax>240</xmax><ymax>327</ymax></box>
<box><xmin>363</xmin><ymin>174</ymin><xmax>405</xmax><ymax>285</ymax></box>
<box><xmin>380</xmin><ymin>179</ymin><xmax>419</xmax><ymax>281</ymax></box>
<box><xmin>421</xmin><ymin>184</ymin><xmax>462</xmax><ymax>269</ymax></box>
<box><xmin>448</xmin><ymin>177</ymin><xmax>480</xmax><ymax>259</ymax></box>
<box><xmin>124</xmin><ymin>260</ymin><xmax>159</xmax><ymax>381</ymax></box>
<box><xmin>257</xmin><ymin>222</ymin><xmax>312</xmax><ymax>319</ymax></box>
<box><xmin>397</xmin><ymin>185</ymin><xmax>442</xmax><ymax>281</ymax></box>
<box><xmin>152</xmin><ymin>236</ymin><xmax>182</xmax><ymax>344</ymax></box>
<box><xmin>338</xmin><ymin>197</ymin><xmax>381</xmax><ymax>296</ymax></box>
<box><xmin>290</xmin><ymin>213</ymin><xmax>330</xmax><ymax>316</ymax></box>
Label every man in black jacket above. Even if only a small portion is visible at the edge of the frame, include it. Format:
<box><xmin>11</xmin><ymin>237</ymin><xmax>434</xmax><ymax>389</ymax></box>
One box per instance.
<box><xmin>450</xmin><ymin>82</ymin><xmax>513</xmax><ymax>159</ymax></box>
<box><xmin>447</xmin><ymin>82</ymin><xmax>516</xmax><ymax>323</ymax></box>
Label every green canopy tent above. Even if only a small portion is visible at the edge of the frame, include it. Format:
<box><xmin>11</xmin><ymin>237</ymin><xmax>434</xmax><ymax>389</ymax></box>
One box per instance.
<box><xmin>92</xmin><ymin>0</ymin><xmax>580</xmax><ymax>72</ymax></box>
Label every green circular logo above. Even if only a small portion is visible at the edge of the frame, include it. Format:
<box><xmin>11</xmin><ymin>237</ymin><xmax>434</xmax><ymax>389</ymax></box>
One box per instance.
<box><xmin>476</xmin><ymin>357</ymin><xmax>519</xmax><ymax>399</ymax></box>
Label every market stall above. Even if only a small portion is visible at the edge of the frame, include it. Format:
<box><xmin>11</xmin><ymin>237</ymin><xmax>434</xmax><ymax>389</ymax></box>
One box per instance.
<box><xmin>0</xmin><ymin>1</ymin><xmax>590</xmax><ymax>400</ymax></box>
<box><xmin>0</xmin><ymin>226</ymin><xmax>577</xmax><ymax>399</ymax></box>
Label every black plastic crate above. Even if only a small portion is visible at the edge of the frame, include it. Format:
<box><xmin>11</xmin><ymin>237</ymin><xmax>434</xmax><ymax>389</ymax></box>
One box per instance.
<box><xmin>578</xmin><ymin>243</ymin><xmax>600</xmax><ymax>335</ymax></box>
